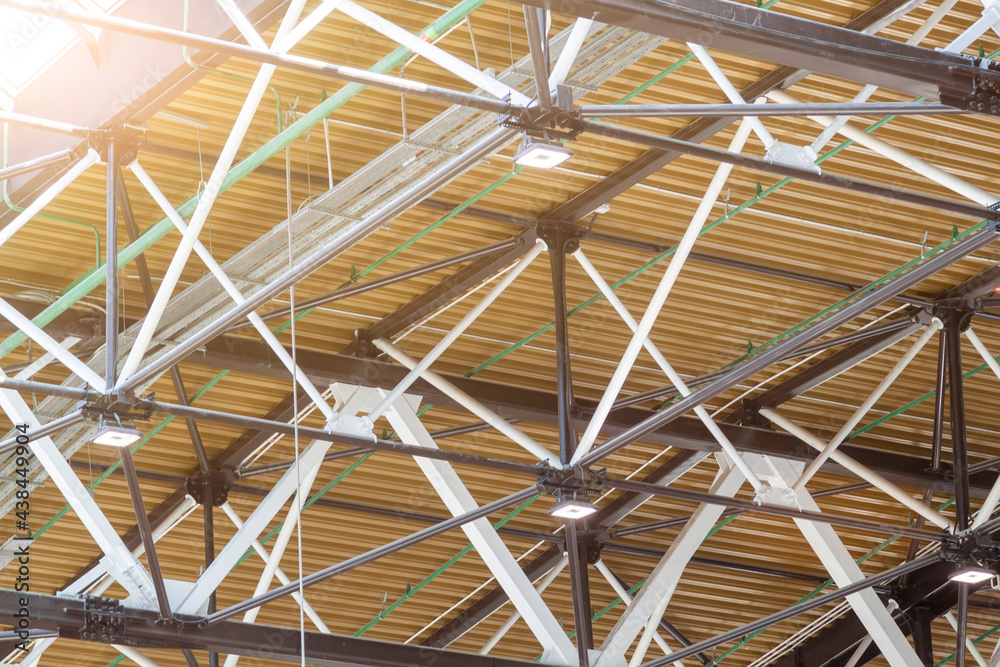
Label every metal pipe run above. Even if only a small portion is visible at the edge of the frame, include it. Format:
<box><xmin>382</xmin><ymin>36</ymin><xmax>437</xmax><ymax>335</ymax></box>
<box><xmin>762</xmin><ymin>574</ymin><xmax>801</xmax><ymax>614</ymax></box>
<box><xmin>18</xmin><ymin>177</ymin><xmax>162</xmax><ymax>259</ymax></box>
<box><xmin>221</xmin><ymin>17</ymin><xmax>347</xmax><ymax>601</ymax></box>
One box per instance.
<box><xmin>640</xmin><ymin>552</ymin><xmax>943</xmax><ymax>667</ymax></box>
<box><xmin>524</xmin><ymin>6</ymin><xmax>553</xmax><ymax>110</ymax></box>
<box><xmin>199</xmin><ymin>486</ymin><xmax>538</xmax><ymax>626</ymax></box>
<box><xmin>368</xmin><ymin>238</ymin><xmax>545</xmax><ymax>421</ymax></box>
<box><xmin>0</xmin><ymin>149</ymin><xmax>74</xmax><ymax>181</ymax></box>
<box><xmin>237</xmin><ymin>446</ymin><xmax>372</xmax><ymax>478</ymax></box>
<box><xmin>253</xmin><ymin>239</ymin><xmax>519</xmax><ymax>325</ymax></box>
<box><xmin>118</xmin><ymin>447</ymin><xmax>174</xmax><ymax>621</ymax></box>
<box><xmin>577</xmin><ymin>102</ymin><xmax>961</xmax><ymax>118</ymax></box>
<box><xmin>0</xmin><ymin>0</ymin><xmax>513</xmax><ymax>115</ymax></box>
<box><xmin>0</xmin><ymin>109</ymin><xmax>94</xmax><ymax>137</ymax></box>
<box><xmin>603</xmin><ymin>477</ymin><xmax>946</xmax><ymax>541</ymax></box>
<box><xmin>577</xmin><ymin>120</ymin><xmax>1000</xmax><ymax>221</ymax></box>
<box><xmin>579</xmin><ymin>222</ymin><xmax>1000</xmax><ymax>468</ymax></box>
<box><xmin>760</xmin><ymin>408</ymin><xmax>954</xmax><ymax>531</ymax></box>
<box><xmin>115</xmin><ymin>127</ymin><xmax>518</xmax><ymax>395</ymax></box>
<box><xmin>0</xmin><ymin>410</ymin><xmax>84</xmax><ymax>455</ymax></box>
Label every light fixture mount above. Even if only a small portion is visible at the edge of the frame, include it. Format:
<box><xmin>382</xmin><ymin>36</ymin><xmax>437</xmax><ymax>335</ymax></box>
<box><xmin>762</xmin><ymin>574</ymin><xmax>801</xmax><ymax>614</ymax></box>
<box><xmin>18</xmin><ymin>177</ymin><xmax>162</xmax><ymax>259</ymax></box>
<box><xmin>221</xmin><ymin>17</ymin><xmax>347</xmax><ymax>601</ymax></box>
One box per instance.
<box><xmin>949</xmin><ymin>563</ymin><xmax>996</xmax><ymax>584</ymax></box>
<box><xmin>538</xmin><ymin>467</ymin><xmax>606</xmax><ymax>521</ymax></box>
<box><xmin>80</xmin><ymin>393</ymin><xmax>155</xmax><ymax>448</ymax></box>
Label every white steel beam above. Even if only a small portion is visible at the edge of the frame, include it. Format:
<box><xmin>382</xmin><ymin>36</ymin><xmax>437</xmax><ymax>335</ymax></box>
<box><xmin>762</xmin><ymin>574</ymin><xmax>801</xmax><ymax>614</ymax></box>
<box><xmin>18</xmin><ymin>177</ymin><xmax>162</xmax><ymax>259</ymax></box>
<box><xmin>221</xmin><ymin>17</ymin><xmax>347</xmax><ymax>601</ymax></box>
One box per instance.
<box><xmin>0</xmin><ymin>368</ymin><xmax>158</xmax><ymax>606</ymax></box>
<box><xmin>0</xmin><ymin>296</ymin><xmax>105</xmax><ymax>390</ymax></box>
<box><xmin>480</xmin><ymin>555</ymin><xmax>569</xmax><ymax>654</ymax></box>
<box><xmin>570</xmin><ymin>114</ymin><xmax>757</xmax><ymax>468</ymax></box>
<box><xmin>13</xmin><ymin>336</ymin><xmax>80</xmax><ymax>381</ymax></box>
<box><xmin>115</xmin><ymin>0</ymin><xmax>334</xmax><ymax>387</ymax></box>
<box><xmin>752</xmin><ymin>455</ymin><xmax>922</xmax><ymax>667</ymax></box>
<box><xmin>0</xmin><ymin>149</ymin><xmax>99</xmax><ymax>251</ymax></box>
<box><xmin>112</xmin><ymin>644</ymin><xmax>162</xmax><ymax>666</ymax></box>
<box><xmin>215</xmin><ymin>0</ymin><xmax>267</xmax><ymax>48</ymax></box>
<box><xmin>176</xmin><ymin>439</ymin><xmax>335</xmax><ymax>615</ymax></box>
<box><xmin>220</xmin><ymin>502</ymin><xmax>332</xmax><ymax>633</ymax></box>
<box><xmin>687</xmin><ymin>44</ymin><xmax>775</xmax><ymax>149</ymax></box>
<box><xmin>759</xmin><ymin>408</ymin><xmax>953</xmax><ymax>531</ymax></box>
<box><xmin>130</xmin><ymin>161</ymin><xmax>336</xmax><ymax>421</ymax></box>
<box><xmin>371</xmin><ymin>338</ymin><xmax>558</xmax><ymax>466</ymax></box>
<box><xmin>367</xmin><ymin>240</ymin><xmax>546</xmax><ymax>421</ymax></box>
<box><xmin>596</xmin><ymin>458</ymin><xmax>745</xmax><ymax>667</ymax></box>
<box><xmin>768</xmin><ymin>90</ymin><xmax>999</xmax><ymax>208</ymax></box>
<box><xmin>963</xmin><ymin>328</ymin><xmax>1000</xmax><ymax>529</ymax></box>
<box><xmin>335</xmin><ymin>0</ymin><xmax>530</xmax><ymax>105</ymax></box>
<box><xmin>573</xmin><ymin>248</ymin><xmax>763</xmax><ymax>494</ymax></box>
<box><xmin>548</xmin><ymin>19</ymin><xmax>594</xmax><ymax>89</ymax></box>
<box><xmin>381</xmin><ymin>392</ymin><xmax>577</xmax><ymax>666</ymax></box>
<box><xmin>593</xmin><ymin>559</ymin><xmax>683</xmax><ymax>667</ymax></box>
<box><xmin>790</xmin><ymin>319</ymin><xmax>943</xmax><ymax>492</ymax></box>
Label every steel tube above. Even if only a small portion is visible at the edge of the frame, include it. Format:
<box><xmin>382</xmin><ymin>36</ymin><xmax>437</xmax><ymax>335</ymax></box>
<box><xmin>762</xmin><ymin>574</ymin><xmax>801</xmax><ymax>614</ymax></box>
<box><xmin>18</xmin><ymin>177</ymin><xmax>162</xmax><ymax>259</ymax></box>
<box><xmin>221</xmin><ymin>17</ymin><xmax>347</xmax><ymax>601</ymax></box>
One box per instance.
<box><xmin>200</xmin><ymin>486</ymin><xmax>538</xmax><ymax>625</ymax></box>
<box><xmin>577</xmin><ymin>102</ymin><xmax>961</xmax><ymax>118</ymax></box>
<box><xmin>947</xmin><ymin>312</ymin><xmax>972</xmax><ymax>531</ymax></box>
<box><xmin>577</xmin><ymin>120</ymin><xmax>999</xmax><ymax>221</ymax></box>
<box><xmin>0</xmin><ymin>410</ymin><xmax>84</xmax><ymax>455</ymax></box>
<box><xmin>0</xmin><ymin>0</ymin><xmax>512</xmax><ymax>115</ymax></box>
<box><xmin>551</xmin><ymin>235</ymin><xmax>577</xmax><ymax>465</ymax></box>
<box><xmin>640</xmin><ymin>553</ymin><xmax>943</xmax><ymax>667</ymax></box>
<box><xmin>0</xmin><ymin>109</ymin><xmax>93</xmax><ymax>137</ymax></box>
<box><xmin>604</xmin><ymin>477</ymin><xmax>946</xmax><ymax>541</ymax></box>
<box><xmin>0</xmin><ymin>149</ymin><xmax>74</xmax><ymax>181</ymax></box>
<box><xmin>254</xmin><ymin>239</ymin><xmax>519</xmax><ymax>325</ymax></box>
<box><xmin>524</xmin><ymin>7</ymin><xmax>553</xmax><ymax>109</ymax></box>
<box><xmin>791</xmin><ymin>319</ymin><xmax>943</xmax><ymax>492</ymax></box>
<box><xmin>237</xmin><ymin>446</ymin><xmax>371</xmax><ymax>478</ymax></box>
<box><xmin>565</xmin><ymin>519</ymin><xmax>592</xmax><ymax>665</ymax></box>
<box><xmin>118</xmin><ymin>447</ymin><xmax>174</xmax><ymax>621</ymax></box>
<box><xmin>966</xmin><ymin>328</ymin><xmax>1000</xmax><ymax>529</ymax></box>
<box><xmin>116</xmin><ymin>127</ymin><xmax>518</xmax><ymax>394</ymax></box>
<box><xmin>579</xmin><ymin>223</ymin><xmax>1000</xmax><ymax>468</ymax></box>
<box><xmin>367</xmin><ymin>238</ymin><xmax>545</xmax><ymax>421</ymax></box>
<box><xmin>105</xmin><ymin>140</ymin><xmax>118</xmax><ymax>391</ymax></box>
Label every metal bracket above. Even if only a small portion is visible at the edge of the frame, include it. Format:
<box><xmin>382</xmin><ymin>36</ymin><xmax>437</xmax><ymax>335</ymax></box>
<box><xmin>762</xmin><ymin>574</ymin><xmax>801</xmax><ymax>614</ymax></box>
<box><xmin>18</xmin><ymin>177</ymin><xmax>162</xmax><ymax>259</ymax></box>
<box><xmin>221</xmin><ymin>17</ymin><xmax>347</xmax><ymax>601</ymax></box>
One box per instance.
<box><xmin>186</xmin><ymin>469</ymin><xmax>235</xmax><ymax>507</ymax></box>
<box><xmin>941</xmin><ymin>60</ymin><xmax>1000</xmax><ymax>116</ymax></box>
<box><xmin>78</xmin><ymin>596</ymin><xmax>127</xmax><ymax>644</ymax></box>
<box><xmin>537</xmin><ymin>466</ymin><xmax>606</xmax><ymax>497</ymax></box>
<box><xmin>79</xmin><ymin>392</ymin><xmax>156</xmax><ymax>424</ymax></box>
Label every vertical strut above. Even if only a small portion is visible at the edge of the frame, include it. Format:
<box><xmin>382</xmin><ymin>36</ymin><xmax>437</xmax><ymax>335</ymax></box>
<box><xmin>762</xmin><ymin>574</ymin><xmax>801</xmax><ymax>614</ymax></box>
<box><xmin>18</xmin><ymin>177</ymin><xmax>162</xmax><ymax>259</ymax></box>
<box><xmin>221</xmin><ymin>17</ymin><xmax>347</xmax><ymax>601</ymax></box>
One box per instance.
<box><xmin>105</xmin><ymin>139</ymin><xmax>118</xmax><ymax>391</ymax></box>
<box><xmin>550</xmin><ymin>231</ymin><xmax>578</xmax><ymax>464</ymax></box>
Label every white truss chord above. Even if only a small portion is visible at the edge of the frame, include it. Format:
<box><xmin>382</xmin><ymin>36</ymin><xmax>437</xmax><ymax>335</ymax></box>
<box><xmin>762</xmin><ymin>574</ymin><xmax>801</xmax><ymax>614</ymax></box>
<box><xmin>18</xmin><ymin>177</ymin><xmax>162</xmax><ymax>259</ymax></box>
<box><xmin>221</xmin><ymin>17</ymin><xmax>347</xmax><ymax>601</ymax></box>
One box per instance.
<box><xmin>0</xmin><ymin>296</ymin><xmax>105</xmax><ymax>390</ymax></box>
<box><xmin>570</xmin><ymin>115</ymin><xmax>756</xmax><ymax>466</ymax></box>
<box><xmin>367</xmin><ymin>239</ymin><xmax>546</xmax><ymax>422</ymax></box>
<box><xmin>549</xmin><ymin>19</ymin><xmax>594</xmax><ymax>89</ymax></box>
<box><xmin>115</xmin><ymin>0</ymin><xmax>333</xmax><ymax>388</ymax></box>
<box><xmin>372</xmin><ymin>338</ymin><xmax>558</xmax><ymax>466</ymax></box>
<box><xmin>129</xmin><ymin>161</ymin><xmax>336</xmax><ymax>421</ymax></box>
<box><xmin>0</xmin><ymin>148</ymin><xmax>99</xmax><ymax>251</ymax></box>
<box><xmin>597</xmin><ymin>458</ymin><xmax>745</xmax><ymax>667</ymax></box>
<box><xmin>573</xmin><ymin>248</ymin><xmax>764</xmax><ymax>492</ymax></box>
<box><xmin>760</xmin><ymin>408</ymin><xmax>953</xmax><ymax>531</ymax></box>
<box><xmin>335</xmin><ymin>0</ymin><xmax>529</xmax><ymax>105</ymax></box>
<box><xmin>790</xmin><ymin>319</ymin><xmax>943</xmax><ymax>492</ymax></box>
<box><xmin>593</xmin><ymin>560</ymin><xmax>683</xmax><ymax>667</ymax></box>
<box><xmin>770</xmin><ymin>90</ymin><xmax>999</xmax><ymax>208</ymax></box>
<box><xmin>480</xmin><ymin>555</ymin><xmax>568</xmax><ymax>654</ymax></box>
<box><xmin>379</xmin><ymin>390</ymin><xmax>577</xmax><ymax>666</ymax></box>
<box><xmin>750</xmin><ymin>455</ymin><xmax>922</xmax><ymax>667</ymax></box>
<box><xmin>13</xmin><ymin>336</ymin><xmax>80</xmax><ymax>381</ymax></box>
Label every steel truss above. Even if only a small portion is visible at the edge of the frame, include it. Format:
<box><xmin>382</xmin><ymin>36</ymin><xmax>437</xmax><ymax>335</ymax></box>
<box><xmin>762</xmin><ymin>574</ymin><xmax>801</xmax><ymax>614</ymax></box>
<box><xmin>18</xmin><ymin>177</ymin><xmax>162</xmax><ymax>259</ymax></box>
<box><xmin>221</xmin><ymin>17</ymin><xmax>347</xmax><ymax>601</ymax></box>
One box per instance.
<box><xmin>4</xmin><ymin>0</ymin><xmax>1000</xmax><ymax>666</ymax></box>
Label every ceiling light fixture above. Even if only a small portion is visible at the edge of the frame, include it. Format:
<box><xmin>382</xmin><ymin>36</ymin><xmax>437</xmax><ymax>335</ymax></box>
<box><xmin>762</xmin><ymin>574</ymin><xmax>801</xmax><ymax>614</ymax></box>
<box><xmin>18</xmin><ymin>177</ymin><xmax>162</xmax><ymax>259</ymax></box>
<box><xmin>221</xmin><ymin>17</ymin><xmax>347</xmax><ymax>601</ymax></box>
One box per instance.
<box><xmin>949</xmin><ymin>564</ymin><xmax>995</xmax><ymax>584</ymax></box>
<box><xmin>92</xmin><ymin>416</ymin><xmax>143</xmax><ymax>448</ymax></box>
<box><xmin>512</xmin><ymin>135</ymin><xmax>573</xmax><ymax>169</ymax></box>
<box><xmin>549</xmin><ymin>492</ymin><xmax>598</xmax><ymax>520</ymax></box>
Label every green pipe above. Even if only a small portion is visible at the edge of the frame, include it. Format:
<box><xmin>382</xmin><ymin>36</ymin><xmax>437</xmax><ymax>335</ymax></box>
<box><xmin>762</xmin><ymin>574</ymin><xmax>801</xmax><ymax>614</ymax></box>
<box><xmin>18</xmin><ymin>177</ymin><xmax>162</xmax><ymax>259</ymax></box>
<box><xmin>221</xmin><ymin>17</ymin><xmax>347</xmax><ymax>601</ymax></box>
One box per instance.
<box><xmin>0</xmin><ymin>0</ymin><xmax>490</xmax><ymax>361</ymax></box>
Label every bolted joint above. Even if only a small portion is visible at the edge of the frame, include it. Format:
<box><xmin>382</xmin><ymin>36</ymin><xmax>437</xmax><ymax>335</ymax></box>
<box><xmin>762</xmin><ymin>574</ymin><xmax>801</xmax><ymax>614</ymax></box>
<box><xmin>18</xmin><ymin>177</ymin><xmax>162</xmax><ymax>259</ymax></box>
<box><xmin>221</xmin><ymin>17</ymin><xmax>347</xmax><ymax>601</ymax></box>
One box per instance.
<box><xmin>537</xmin><ymin>465</ymin><xmax>606</xmax><ymax>498</ymax></box>
<box><xmin>186</xmin><ymin>469</ymin><xmax>235</xmax><ymax>507</ymax></box>
<box><xmin>79</xmin><ymin>391</ymin><xmax>155</xmax><ymax>424</ymax></box>
<box><xmin>351</xmin><ymin>328</ymin><xmax>379</xmax><ymax>359</ymax></box>
<box><xmin>79</xmin><ymin>595</ymin><xmax>127</xmax><ymax>644</ymax></box>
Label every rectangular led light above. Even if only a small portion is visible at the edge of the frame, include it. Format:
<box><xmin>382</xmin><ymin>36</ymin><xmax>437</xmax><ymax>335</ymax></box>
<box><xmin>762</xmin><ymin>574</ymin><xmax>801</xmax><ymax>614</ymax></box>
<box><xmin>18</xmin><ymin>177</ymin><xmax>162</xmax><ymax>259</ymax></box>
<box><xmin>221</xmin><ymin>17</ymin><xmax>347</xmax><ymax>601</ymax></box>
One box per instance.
<box><xmin>549</xmin><ymin>498</ymin><xmax>598</xmax><ymax>519</ymax></box>
<box><xmin>92</xmin><ymin>425</ymin><xmax>143</xmax><ymax>448</ymax></box>
<box><xmin>512</xmin><ymin>141</ymin><xmax>573</xmax><ymax>169</ymax></box>
<box><xmin>949</xmin><ymin>565</ymin><xmax>995</xmax><ymax>584</ymax></box>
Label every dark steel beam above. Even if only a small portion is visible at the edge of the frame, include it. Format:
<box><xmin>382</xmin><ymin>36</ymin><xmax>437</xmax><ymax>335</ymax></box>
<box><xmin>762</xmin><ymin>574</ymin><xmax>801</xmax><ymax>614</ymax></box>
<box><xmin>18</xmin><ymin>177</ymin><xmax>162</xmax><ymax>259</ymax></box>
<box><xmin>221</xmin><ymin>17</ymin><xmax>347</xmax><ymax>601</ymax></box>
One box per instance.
<box><xmin>513</xmin><ymin>0</ymin><xmax>1000</xmax><ymax>105</ymax></box>
<box><xmin>0</xmin><ymin>589</ymin><xmax>548</xmax><ymax>667</ymax></box>
<box><xmin>577</xmin><ymin>102</ymin><xmax>961</xmax><ymax>118</ymax></box>
<box><xmin>578</xmin><ymin>223</ymin><xmax>1000</xmax><ymax>469</ymax></box>
<box><xmin>104</xmin><ymin>139</ymin><xmax>118</xmax><ymax>392</ymax></box>
<box><xmin>565</xmin><ymin>519</ymin><xmax>593</xmax><ymax>664</ymax></box>
<box><xmin>186</xmin><ymin>338</ymin><xmax>1000</xmax><ymax>498</ymax></box>
<box><xmin>723</xmin><ymin>316</ymin><xmax>926</xmax><ymax>424</ymax></box>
